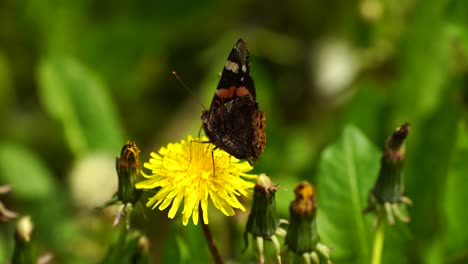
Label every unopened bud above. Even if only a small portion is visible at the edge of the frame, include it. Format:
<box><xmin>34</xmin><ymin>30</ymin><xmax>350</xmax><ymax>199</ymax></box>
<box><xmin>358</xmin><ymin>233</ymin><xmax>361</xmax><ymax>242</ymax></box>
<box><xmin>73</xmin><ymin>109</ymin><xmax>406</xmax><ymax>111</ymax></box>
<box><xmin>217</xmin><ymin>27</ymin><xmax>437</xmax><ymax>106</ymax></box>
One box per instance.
<box><xmin>284</xmin><ymin>182</ymin><xmax>332</xmax><ymax>264</ymax></box>
<box><xmin>12</xmin><ymin>216</ymin><xmax>35</xmax><ymax>264</ymax></box>
<box><xmin>246</xmin><ymin>174</ymin><xmax>280</xmax><ymax>238</ymax></box>
<box><xmin>116</xmin><ymin>141</ymin><xmax>142</xmax><ymax>204</ymax></box>
<box><xmin>244</xmin><ymin>174</ymin><xmax>284</xmax><ymax>264</ymax></box>
<box><xmin>365</xmin><ymin>123</ymin><xmax>413</xmax><ymax>225</ymax></box>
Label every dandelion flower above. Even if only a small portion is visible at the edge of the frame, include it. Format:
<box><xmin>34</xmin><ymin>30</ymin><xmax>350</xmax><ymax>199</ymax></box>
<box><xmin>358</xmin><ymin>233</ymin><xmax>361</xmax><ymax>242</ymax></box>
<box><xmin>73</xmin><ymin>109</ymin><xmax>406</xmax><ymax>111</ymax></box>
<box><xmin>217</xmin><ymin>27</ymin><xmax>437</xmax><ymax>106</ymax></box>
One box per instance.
<box><xmin>135</xmin><ymin>135</ymin><xmax>257</xmax><ymax>226</ymax></box>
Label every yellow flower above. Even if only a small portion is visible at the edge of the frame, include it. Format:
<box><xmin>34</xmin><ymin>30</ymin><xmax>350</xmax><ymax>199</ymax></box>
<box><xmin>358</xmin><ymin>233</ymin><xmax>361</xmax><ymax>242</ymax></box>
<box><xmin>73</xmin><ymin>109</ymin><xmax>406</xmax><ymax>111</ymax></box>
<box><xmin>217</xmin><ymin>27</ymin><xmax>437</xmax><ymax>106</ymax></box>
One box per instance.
<box><xmin>135</xmin><ymin>135</ymin><xmax>257</xmax><ymax>226</ymax></box>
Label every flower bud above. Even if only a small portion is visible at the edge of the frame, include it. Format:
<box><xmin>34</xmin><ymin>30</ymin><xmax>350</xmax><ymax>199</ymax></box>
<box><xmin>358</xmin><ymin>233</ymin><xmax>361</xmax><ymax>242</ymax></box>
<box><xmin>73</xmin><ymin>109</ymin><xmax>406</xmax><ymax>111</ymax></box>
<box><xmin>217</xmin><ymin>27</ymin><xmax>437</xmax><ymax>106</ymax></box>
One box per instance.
<box><xmin>100</xmin><ymin>141</ymin><xmax>143</xmax><ymax>229</ymax></box>
<box><xmin>365</xmin><ymin>123</ymin><xmax>413</xmax><ymax>225</ymax></box>
<box><xmin>12</xmin><ymin>216</ymin><xmax>35</xmax><ymax>264</ymax></box>
<box><xmin>244</xmin><ymin>174</ymin><xmax>285</xmax><ymax>264</ymax></box>
<box><xmin>116</xmin><ymin>141</ymin><xmax>142</xmax><ymax>204</ymax></box>
<box><xmin>284</xmin><ymin>182</ymin><xmax>332</xmax><ymax>264</ymax></box>
<box><xmin>373</xmin><ymin>123</ymin><xmax>409</xmax><ymax>203</ymax></box>
<box><xmin>246</xmin><ymin>174</ymin><xmax>280</xmax><ymax>238</ymax></box>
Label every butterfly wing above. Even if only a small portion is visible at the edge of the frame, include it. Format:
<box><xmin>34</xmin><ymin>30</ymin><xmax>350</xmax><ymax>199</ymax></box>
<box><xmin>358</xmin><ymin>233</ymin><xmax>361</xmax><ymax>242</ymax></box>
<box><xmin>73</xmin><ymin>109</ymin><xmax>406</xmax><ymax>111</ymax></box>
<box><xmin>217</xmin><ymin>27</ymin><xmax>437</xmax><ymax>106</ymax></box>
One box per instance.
<box><xmin>201</xmin><ymin>39</ymin><xmax>266</xmax><ymax>163</ymax></box>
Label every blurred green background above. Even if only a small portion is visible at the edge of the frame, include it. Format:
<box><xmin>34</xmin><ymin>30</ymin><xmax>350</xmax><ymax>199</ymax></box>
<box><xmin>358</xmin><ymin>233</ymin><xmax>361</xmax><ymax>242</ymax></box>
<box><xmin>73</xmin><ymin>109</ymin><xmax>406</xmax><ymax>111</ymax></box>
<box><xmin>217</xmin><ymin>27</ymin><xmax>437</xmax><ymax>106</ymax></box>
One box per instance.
<box><xmin>1</xmin><ymin>0</ymin><xmax>468</xmax><ymax>263</ymax></box>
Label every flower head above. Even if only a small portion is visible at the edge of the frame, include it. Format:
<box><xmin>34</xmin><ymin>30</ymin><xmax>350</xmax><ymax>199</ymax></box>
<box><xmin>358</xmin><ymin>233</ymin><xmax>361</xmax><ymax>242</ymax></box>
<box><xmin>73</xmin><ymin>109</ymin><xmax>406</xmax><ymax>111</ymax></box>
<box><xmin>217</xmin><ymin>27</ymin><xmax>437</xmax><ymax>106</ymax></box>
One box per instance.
<box><xmin>135</xmin><ymin>135</ymin><xmax>257</xmax><ymax>226</ymax></box>
<box><xmin>116</xmin><ymin>141</ymin><xmax>142</xmax><ymax>204</ymax></box>
<box><xmin>98</xmin><ymin>141</ymin><xmax>143</xmax><ymax>229</ymax></box>
<box><xmin>13</xmin><ymin>216</ymin><xmax>35</xmax><ymax>263</ymax></box>
<box><xmin>364</xmin><ymin>123</ymin><xmax>413</xmax><ymax>226</ymax></box>
<box><xmin>244</xmin><ymin>174</ymin><xmax>286</xmax><ymax>264</ymax></box>
<box><xmin>284</xmin><ymin>182</ymin><xmax>332</xmax><ymax>264</ymax></box>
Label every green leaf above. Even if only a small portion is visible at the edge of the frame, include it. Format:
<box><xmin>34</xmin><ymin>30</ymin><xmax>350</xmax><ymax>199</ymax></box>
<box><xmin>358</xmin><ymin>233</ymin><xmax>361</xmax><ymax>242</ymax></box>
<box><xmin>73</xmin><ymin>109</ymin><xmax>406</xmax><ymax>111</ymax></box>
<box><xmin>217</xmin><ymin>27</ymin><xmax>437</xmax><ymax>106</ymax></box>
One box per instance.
<box><xmin>0</xmin><ymin>143</ymin><xmax>57</xmax><ymax>200</ymax></box>
<box><xmin>316</xmin><ymin>125</ymin><xmax>378</xmax><ymax>263</ymax></box>
<box><xmin>37</xmin><ymin>57</ymin><xmax>125</xmax><ymax>157</ymax></box>
<box><xmin>443</xmin><ymin>120</ymin><xmax>468</xmax><ymax>260</ymax></box>
<box><xmin>316</xmin><ymin>125</ymin><xmax>406</xmax><ymax>264</ymax></box>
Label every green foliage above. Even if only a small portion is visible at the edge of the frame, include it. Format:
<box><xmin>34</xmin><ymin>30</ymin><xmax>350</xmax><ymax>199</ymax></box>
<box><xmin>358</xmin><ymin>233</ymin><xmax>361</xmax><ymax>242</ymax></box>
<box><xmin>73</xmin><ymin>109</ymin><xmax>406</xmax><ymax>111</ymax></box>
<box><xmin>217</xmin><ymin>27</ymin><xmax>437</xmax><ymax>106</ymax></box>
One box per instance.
<box><xmin>1</xmin><ymin>0</ymin><xmax>468</xmax><ymax>263</ymax></box>
<box><xmin>404</xmin><ymin>95</ymin><xmax>461</xmax><ymax>262</ymax></box>
<box><xmin>38</xmin><ymin>57</ymin><xmax>125</xmax><ymax>157</ymax></box>
<box><xmin>316</xmin><ymin>125</ymin><xmax>378</xmax><ymax>263</ymax></box>
<box><xmin>0</xmin><ymin>143</ymin><xmax>57</xmax><ymax>200</ymax></box>
<box><xmin>444</xmin><ymin>121</ymin><xmax>468</xmax><ymax>261</ymax></box>
<box><xmin>0</xmin><ymin>52</ymin><xmax>13</xmax><ymax>118</ymax></box>
<box><xmin>392</xmin><ymin>0</ymin><xmax>452</xmax><ymax>123</ymax></box>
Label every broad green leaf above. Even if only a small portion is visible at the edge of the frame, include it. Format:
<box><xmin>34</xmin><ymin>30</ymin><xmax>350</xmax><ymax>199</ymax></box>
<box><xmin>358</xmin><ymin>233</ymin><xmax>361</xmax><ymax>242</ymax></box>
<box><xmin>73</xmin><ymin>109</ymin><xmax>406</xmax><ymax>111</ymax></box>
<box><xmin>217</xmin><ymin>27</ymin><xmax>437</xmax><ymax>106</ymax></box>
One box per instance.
<box><xmin>316</xmin><ymin>125</ymin><xmax>405</xmax><ymax>264</ymax></box>
<box><xmin>443</xmin><ymin>120</ymin><xmax>468</xmax><ymax>260</ymax></box>
<box><xmin>37</xmin><ymin>57</ymin><xmax>125</xmax><ymax>157</ymax></box>
<box><xmin>0</xmin><ymin>143</ymin><xmax>57</xmax><ymax>199</ymax></box>
<box><xmin>316</xmin><ymin>125</ymin><xmax>378</xmax><ymax>263</ymax></box>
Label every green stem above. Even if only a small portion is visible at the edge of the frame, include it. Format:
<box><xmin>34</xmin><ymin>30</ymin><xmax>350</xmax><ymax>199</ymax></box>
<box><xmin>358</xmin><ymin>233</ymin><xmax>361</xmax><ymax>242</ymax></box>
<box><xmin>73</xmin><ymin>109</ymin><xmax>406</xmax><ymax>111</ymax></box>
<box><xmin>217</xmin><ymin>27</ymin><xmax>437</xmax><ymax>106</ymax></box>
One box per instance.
<box><xmin>106</xmin><ymin>222</ymin><xmax>128</xmax><ymax>264</ymax></box>
<box><xmin>371</xmin><ymin>221</ymin><xmax>385</xmax><ymax>264</ymax></box>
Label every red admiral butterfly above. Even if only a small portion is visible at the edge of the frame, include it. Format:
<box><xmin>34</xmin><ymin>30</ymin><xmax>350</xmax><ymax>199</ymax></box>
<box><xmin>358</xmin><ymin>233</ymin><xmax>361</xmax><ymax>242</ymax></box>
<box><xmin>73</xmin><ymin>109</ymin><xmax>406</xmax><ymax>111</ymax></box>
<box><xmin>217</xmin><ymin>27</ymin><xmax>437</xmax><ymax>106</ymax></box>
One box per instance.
<box><xmin>201</xmin><ymin>39</ymin><xmax>266</xmax><ymax>165</ymax></box>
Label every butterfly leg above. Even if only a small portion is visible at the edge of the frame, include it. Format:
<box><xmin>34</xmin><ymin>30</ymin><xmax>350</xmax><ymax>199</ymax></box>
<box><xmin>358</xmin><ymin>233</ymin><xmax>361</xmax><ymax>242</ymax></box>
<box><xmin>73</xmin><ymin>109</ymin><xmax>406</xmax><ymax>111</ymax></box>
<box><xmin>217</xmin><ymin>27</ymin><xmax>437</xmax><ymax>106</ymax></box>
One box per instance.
<box><xmin>197</xmin><ymin>125</ymin><xmax>203</xmax><ymax>138</ymax></box>
<box><xmin>211</xmin><ymin>146</ymin><xmax>218</xmax><ymax>176</ymax></box>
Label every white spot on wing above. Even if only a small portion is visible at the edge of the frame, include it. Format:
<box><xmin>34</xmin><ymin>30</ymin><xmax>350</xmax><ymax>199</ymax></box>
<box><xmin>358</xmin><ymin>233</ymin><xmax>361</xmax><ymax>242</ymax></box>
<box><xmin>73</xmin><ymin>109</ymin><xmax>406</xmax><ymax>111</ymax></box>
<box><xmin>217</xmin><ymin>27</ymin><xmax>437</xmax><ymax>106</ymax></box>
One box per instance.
<box><xmin>225</xmin><ymin>60</ymin><xmax>239</xmax><ymax>73</ymax></box>
<box><xmin>242</xmin><ymin>64</ymin><xmax>247</xmax><ymax>73</ymax></box>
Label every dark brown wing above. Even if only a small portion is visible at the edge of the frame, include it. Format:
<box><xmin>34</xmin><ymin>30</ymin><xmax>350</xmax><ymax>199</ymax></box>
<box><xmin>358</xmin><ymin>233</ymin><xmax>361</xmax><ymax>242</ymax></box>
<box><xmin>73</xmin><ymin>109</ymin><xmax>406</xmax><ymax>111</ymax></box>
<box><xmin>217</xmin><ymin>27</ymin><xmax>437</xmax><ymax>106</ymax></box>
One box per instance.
<box><xmin>206</xmin><ymin>38</ymin><xmax>256</xmax><ymax>112</ymax></box>
<box><xmin>201</xmin><ymin>39</ymin><xmax>266</xmax><ymax>163</ymax></box>
<box><xmin>202</xmin><ymin>96</ymin><xmax>266</xmax><ymax>164</ymax></box>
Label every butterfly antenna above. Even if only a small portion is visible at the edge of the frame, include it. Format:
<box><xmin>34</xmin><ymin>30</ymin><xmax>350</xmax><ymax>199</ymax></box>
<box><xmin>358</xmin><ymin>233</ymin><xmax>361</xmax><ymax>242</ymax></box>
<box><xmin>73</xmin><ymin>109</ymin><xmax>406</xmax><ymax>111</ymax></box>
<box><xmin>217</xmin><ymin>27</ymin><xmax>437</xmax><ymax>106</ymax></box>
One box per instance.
<box><xmin>172</xmin><ymin>70</ymin><xmax>207</xmax><ymax>111</ymax></box>
<box><xmin>172</xmin><ymin>70</ymin><xmax>194</xmax><ymax>97</ymax></box>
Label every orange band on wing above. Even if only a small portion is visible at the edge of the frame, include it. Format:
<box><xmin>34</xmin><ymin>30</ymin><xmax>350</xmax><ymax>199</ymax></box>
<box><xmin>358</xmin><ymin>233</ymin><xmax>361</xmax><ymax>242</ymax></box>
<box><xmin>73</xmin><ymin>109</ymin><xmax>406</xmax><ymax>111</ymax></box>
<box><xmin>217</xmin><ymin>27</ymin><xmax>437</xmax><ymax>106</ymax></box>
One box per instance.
<box><xmin>236</xmin><ymin>86</ymin><xmax>251</xmax><ymax>97</ymax></box>
<box><xmin>216</xmin><ymin>86</ymin><xmax>252</xmax><ymax>99</ymax></box>
<box><xmin>216</xmin><ymin>86</ymin><xmax>236</xmax><ymax>99</ymax></box>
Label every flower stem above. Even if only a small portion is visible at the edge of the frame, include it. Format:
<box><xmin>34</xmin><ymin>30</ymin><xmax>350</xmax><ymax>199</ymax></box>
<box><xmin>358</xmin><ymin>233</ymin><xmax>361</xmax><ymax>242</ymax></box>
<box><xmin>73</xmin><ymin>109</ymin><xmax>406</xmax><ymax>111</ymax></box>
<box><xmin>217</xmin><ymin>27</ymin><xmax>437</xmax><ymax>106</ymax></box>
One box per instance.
<box><xmin>199</xmin><ymin>207</ymin><xmax>223</xmax><ymax>264</ymax></box>
<box><xmin>371</xmin><ymin>221</ymin><xmax>385</xmax><ymax>264</ymax></box>
<box><xmin>110</xmin><ymin>222</ymin><xmax>128</xmax><ymax>263</ymax></box>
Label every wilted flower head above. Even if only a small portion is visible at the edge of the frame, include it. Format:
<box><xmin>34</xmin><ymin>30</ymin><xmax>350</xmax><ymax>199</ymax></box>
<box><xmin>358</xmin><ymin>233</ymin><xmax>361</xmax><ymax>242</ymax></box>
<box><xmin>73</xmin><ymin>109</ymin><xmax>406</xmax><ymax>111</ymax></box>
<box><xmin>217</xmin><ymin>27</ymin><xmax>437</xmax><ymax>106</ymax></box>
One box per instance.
<box><xmin>284</xmin><ymin>181</ymin><xmax>332</xmax><ymax>264</ymax></box>
<box><xmin>116</xmin><ymin>141</ymin><xmax>142</xmax><ymax>204</ymax></box>
<box><xmin>99</xmin><ymin>141</ymin><xmax>143</xmax><ymax>229</ymax></box>
<box><xmin>135</xmin><ymin>135</ymin><xmax>257</xmax><ymax>226</ymax></box>
<box><xmin>365</xmin><ymin>123</ymin><xmax>413</xmax><ymax>226</ymax></box>
<box><xmin>244</xmin><ymin>174</ymin><xmax>286</xmax><ymax>264</ymax></box>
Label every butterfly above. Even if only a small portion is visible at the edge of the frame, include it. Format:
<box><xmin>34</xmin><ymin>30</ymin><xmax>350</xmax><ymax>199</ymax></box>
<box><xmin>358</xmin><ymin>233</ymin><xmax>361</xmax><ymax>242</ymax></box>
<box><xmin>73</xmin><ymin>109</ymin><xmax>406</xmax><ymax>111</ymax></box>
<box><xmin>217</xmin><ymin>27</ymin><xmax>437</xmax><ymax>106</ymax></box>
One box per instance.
<box><xmin>201</xmin><ymin>38</ymin><xmax>266</xmax><ymax>165</ymax></box>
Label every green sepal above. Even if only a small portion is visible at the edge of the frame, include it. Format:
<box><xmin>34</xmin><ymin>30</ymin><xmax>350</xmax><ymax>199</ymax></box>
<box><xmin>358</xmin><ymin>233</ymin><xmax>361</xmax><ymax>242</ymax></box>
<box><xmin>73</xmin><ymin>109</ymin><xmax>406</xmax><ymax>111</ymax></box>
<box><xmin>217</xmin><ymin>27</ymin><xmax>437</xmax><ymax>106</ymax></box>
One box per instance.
<box><xmin>285</xmin><ymin>210</ymin><xmax>319</xmax><ymax>254</ymax></box>
<box><xmin>116</xmin><ymin>157</ymin><xmax>143</xmax><ymax>204</ymax></box>
<box><xmin>245</xmin><ymin>186</ymin><xmax>280</xmax><ymax>238</ymax></box>
<box><xmin>372</xmin><ymin>158</ymin><xmax>405</xmax><ymax>203</ymax></box>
